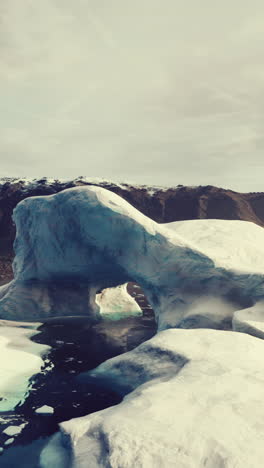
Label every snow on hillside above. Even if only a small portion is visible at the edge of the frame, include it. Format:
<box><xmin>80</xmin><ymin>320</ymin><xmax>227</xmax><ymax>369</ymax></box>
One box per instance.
<box><xmin>0</xmin><ymin>176</ymin><xmax>171</xmax><ymax>196</ymax></box>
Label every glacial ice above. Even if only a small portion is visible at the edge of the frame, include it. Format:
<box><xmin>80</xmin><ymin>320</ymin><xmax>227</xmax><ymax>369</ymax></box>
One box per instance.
<box><xmin>0</xmin><ymin>185</ymin><xmax>263</xmax><ymax>331</ymax></box>
<box><xmin>0</xmin><ymin>185</ymin><xmax>263</xmax><ymax>467</ymax></box>
<box><xmin>0</xmin><ymin>321</ymin><xmax>49</xmax><ymax>411</ymax></box>
<box><xmin>55</xmin><ymin>329</ymin><xmax>264</xmax><ymax>468</ymax></box>
<box><xmin>96</xmin><ymin>283</ymin><xmax>142</xmax><ymax>320</ymax></box>
<box><xmin>164</xmin><ymin>219</ymin><xmax>264</xmax><ymax>274</ymax></box>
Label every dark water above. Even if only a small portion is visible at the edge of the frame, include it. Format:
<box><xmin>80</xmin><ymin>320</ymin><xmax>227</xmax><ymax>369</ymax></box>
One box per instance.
<box><xmin>0</xmin><ymin>310</ymin><xmax>156</xmax><ymax>466</ymax></box>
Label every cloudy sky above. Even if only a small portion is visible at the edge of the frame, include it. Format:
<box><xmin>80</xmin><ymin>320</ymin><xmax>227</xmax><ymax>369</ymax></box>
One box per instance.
<box><xmin>1</xmin><ymin>1</ymin><xmax>264</xmax><ymax>191</ymax></box>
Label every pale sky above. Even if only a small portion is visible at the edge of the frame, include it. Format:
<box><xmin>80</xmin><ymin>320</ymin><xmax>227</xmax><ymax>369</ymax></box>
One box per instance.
<box><xmin>1</xmin><ymin>1</ymin><xmax>264</xmax><ymax>191</ymax></box>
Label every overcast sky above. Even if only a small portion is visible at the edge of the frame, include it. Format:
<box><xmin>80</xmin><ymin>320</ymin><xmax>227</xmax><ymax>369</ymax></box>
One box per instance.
<box><xmin>1</xmin><ymin>1</ymin><xmax>264</xmax><ymax>191</ymax></box>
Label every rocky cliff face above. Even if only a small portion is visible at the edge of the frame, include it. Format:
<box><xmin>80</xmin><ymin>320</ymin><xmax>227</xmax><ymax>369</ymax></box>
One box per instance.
<box><xmin>0</xmin><ymin>177</ymin><xmax>263</xmax><ymax>284</ymax></box>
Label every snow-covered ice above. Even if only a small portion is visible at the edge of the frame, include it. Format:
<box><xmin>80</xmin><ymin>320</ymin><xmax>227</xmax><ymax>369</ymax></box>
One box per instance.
<box><xmin>0</xmin><ymin>185</ymin><xmax>263</xmax><ymax>332</ymax></box>
<box><xmin>0</xmin><ymin>185</ymin><xmax>263</xmax><ymax>466</ymax></box>
<box><xmin>0</xmin><ymin>322</ymin><xmax>49</xmax><ymax>411</ymax></box>
<box><xmin>164</xmin><ymin>219</ymin><xmax>264</xmax><ymax>274</ymax></box>
<box><xmin>58</xmin><ymin>329</ymin><xmax>264</xmax><ymax>468</ymax></box>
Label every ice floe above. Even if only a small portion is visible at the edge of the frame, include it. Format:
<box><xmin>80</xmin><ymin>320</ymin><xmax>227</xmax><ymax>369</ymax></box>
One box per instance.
<box><xmin>59</xmin><ymin>329</ymin><xmax>264</xmax><ymax>468</ymax></box>
<box><xmin>0</xmin><ymin>321</ymin><xmax>49</xmax><ymax>411</ymax></box>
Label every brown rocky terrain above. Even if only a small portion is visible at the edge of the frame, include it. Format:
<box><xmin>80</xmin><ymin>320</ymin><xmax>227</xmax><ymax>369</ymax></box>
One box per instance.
<box><xmin>0</xmin><ymin>177</ymin><xmax>264</xmax><ymax>287</ymax></box>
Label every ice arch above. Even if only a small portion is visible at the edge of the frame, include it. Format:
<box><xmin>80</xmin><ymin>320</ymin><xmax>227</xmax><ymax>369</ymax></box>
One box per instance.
<box><xmin>0</xmin><ymin>186</ymin><xmax>263</xmax><ymax>330</ymax></box>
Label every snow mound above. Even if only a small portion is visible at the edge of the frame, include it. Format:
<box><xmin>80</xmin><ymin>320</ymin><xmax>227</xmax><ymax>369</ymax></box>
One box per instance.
<box><xmin>0</xmin><ymin>185</ymin><xmax>263</xmax><ymax>330</ymax></box>
<box><xmin>58</xmin><ymin>329</ymin><xmax>264</xmax><ymax>468</ymax></box>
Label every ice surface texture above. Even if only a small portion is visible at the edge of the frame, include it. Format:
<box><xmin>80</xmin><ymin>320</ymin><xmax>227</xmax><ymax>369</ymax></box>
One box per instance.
<box><xmin>0</xmin><ymin>185</ymin><xmax>263</xmax><ymax>329</ymax></box>
<box><xmin>57</xmin><ymin>329</ymin><xmax>264</xmax><ymax>468</ymax></box>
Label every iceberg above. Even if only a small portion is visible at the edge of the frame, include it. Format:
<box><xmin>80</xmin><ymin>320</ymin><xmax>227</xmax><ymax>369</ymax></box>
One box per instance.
<box><xmin>0</xmin><ymin>186</ymin><xmax>263</xmax><ymax>467</ymax></box>
<box><xmin>0</xmin><ymin>186</ymin><xmax>263</xmax><ymax>331</ymax></box>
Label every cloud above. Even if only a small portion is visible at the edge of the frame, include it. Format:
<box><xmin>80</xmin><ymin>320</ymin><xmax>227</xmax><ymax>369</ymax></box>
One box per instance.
<box><xmin>0</xmin><ymin>0</ymin><xmax>264</xmax><ymax>191</ymax></box>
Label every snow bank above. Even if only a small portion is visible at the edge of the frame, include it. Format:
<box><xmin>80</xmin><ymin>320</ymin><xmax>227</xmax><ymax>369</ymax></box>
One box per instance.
<box><xmin>96</xmin><ymin>283</ymin><xmax>142</xmax><ymax>320</ymax></box>
<box><xmin>0</xmin><ymin>185</ymin><xmax>263</xmax><ymax>330</ymax></box>
<box><xmin>59</xmin><ymin>329</ymin><xmax>264</xmax><ymax>468</ymax></box>
<box><xmin>0</xmin><ymin>321</ymin><xmax>49</xmax><ymax>411</ymax></box>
